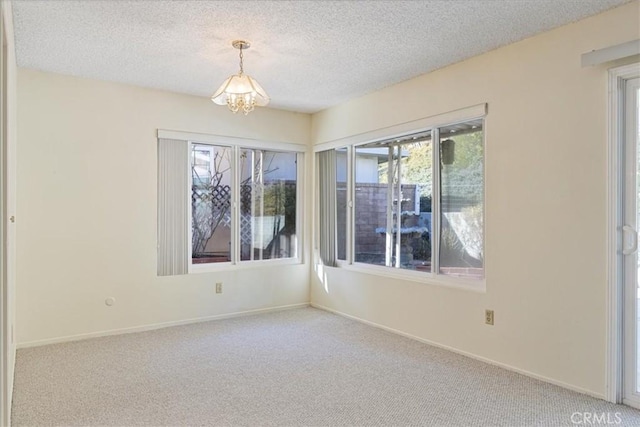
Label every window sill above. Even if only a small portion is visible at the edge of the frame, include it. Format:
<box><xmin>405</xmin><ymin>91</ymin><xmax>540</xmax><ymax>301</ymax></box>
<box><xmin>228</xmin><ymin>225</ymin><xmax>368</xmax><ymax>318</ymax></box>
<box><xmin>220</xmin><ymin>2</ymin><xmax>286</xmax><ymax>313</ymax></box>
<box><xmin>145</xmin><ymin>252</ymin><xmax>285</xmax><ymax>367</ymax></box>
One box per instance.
<box><xmin>189</xmin><ymin>257</ymin><xmax>303</xmax><ymax>274</ymax></box>
<box><xmin>335</xmin><ymin>261</ymin><xmax>486</xmax><ymax>293</ymax></box>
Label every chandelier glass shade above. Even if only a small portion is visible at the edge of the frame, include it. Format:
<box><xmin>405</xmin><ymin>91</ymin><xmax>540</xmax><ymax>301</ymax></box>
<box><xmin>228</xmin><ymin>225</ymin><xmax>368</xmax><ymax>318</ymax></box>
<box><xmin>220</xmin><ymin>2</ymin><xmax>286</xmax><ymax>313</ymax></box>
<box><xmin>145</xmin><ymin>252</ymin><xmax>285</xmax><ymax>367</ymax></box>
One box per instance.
<box><xmin>211</xmin><ymin>40</ymin><xmax>269</xmax><ymax>115</ymax></box>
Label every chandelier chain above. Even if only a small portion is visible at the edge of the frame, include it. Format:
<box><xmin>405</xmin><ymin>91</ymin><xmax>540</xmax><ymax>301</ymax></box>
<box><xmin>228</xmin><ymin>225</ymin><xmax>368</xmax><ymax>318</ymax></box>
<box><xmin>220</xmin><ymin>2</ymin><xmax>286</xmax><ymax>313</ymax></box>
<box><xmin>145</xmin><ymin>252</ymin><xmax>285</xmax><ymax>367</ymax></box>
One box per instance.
<box><xmin>239</xmin><ymin>46</ymin><xmax>244</xmax><ymax>75</ymax></box>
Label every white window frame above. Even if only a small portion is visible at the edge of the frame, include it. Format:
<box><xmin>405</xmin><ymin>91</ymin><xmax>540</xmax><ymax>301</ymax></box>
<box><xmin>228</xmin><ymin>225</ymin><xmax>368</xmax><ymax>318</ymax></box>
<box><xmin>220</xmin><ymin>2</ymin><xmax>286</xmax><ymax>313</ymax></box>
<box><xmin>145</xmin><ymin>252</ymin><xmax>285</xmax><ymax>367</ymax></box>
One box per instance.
<box><xmin>158</xmin><ymin>130</ymin><xmax>306</xmax><ymax>274</ymax></box>
<box><xmin>315</xmin><ymin>104</ymin><xmax>487</xmax><ymax>291</ymax></box>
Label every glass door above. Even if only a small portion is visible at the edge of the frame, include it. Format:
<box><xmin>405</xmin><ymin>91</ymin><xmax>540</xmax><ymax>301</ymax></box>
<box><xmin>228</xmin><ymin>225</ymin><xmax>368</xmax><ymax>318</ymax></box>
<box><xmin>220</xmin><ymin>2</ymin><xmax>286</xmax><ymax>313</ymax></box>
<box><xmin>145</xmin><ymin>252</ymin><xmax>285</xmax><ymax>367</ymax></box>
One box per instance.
<box><xmin>623</xmin><ymin>77</ymin><xmax>640</xmax><ymax>408</ymax></box>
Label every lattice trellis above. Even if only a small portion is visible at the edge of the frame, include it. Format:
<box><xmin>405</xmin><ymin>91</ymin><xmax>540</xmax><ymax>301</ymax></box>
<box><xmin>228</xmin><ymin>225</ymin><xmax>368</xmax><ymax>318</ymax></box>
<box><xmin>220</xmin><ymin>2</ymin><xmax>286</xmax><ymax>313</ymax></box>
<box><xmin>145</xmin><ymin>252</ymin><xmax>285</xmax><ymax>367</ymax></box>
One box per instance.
<box><xmin>193</xmin><ymin>182</ymin><xmax>294</xmax><ymax>251</ymax></box>
<box><xmin>240</xmin><ymin>184</ymin><xmax>255</xmax><ymax>244</ymax></box>
<box><xmin>193</xmin><ymin>184</ymin><xmax>256</xmax><ymax>244</ymax></box>
<box><xmin>210</xmin><ymin>185</ymin><xmax>232</xmax><ymax>227</ymax></box>
<box><xmin>240</xmin><ymin>214</ymin><xmax>252</xmax><ymax>244</ymax></box>
<box><xmin>240</xmin><ymin>184</ymin><xmax>252</xmax><ymax>214</ymax></box>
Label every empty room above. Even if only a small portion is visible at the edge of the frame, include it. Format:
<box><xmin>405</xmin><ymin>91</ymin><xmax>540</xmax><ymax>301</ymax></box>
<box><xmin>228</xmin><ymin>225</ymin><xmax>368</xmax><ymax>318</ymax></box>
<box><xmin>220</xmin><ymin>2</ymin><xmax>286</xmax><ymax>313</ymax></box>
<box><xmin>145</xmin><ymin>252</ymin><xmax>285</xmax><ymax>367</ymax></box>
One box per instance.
<box><xmin>1</xmin><ymin>0</ymin><xmax>640</xmax><ymax>425</ymax></box>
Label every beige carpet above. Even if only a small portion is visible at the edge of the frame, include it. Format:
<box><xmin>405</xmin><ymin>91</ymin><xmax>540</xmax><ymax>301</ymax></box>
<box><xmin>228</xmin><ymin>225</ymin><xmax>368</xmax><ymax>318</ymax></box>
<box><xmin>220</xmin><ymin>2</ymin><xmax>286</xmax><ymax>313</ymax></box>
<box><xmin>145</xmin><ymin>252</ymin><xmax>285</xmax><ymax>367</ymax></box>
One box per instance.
<box><xmin>11</xmin><ymin>307</ymin><xmax>640</xmax><ymax>426</ymax></box>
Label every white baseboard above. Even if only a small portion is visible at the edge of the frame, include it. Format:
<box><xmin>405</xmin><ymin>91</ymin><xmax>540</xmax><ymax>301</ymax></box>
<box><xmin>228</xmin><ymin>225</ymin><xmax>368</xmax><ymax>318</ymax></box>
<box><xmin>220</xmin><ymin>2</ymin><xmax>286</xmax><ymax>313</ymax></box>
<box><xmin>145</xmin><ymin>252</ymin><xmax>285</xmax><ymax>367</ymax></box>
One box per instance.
<box><xmin>18</xmin><ymin>303</ymin><xmax>309</xmax><ymax>349</ymax></box>
<box><xmin>18</xmin><ymin>301</ymin><xmax>605</xmax><ymax>401</ymax></box>
<box><xmin>311</xmin><ymin>303</ymin><xmax>605</xmax><ymax>401</ymax></box>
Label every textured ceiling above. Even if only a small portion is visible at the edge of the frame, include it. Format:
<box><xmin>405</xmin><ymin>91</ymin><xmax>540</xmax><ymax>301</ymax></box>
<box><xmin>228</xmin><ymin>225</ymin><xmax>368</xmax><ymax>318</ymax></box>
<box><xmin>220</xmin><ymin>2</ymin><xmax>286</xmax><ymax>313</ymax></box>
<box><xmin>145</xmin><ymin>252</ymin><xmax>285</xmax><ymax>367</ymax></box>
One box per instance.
<box><xmin>11</xmin><ymin>0</ymin><xmax>632</xmax><ymax>113</ymax></box>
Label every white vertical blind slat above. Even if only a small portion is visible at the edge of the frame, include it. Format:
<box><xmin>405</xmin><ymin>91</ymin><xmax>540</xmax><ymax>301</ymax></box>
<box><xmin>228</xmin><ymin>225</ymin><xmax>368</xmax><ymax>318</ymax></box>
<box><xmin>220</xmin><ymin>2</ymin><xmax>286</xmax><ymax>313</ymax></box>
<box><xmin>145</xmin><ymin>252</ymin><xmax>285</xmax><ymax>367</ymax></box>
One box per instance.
<box><xmin>158</xmin><ymin>138</ymin><xmax>189</xmax><ymax>276</ymax></box>
<box><xmin>318</xmin><ymin>150</ymin><xmax>337</xmax><ymax>266</ymax></box>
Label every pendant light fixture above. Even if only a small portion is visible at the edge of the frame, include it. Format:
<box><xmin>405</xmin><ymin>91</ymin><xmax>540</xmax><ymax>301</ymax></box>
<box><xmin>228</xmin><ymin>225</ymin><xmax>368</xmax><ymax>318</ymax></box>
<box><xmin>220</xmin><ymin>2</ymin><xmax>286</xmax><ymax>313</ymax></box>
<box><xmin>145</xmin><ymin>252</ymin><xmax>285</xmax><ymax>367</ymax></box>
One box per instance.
<box><xmin>211</xmin><ymin>40</ymin><xmax>270</xmax><ymax>115</ymax></box>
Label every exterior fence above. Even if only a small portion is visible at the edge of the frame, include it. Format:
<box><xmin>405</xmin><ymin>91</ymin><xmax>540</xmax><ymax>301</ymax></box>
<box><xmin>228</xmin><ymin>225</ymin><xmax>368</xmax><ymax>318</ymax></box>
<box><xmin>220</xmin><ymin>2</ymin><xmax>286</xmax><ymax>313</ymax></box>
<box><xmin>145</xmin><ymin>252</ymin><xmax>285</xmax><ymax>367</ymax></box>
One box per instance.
<box><xmin>337</xmin><ymin>183</ymin><xmax>481</xmax><ymax>269</ymax></box>
<box><xmin>192</xmin><ymin>181</ymin><xmax>297</xmax><ymax>259</ymax></box>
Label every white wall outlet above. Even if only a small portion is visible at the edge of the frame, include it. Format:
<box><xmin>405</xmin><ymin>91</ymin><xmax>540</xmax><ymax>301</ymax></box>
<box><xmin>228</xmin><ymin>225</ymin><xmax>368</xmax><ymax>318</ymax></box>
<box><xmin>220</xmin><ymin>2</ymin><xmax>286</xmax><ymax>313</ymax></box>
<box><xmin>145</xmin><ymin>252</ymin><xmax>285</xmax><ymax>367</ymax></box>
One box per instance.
<box><xmin>216</xmin><ymin>282</ymin><xmax>223</xmax><ymax>294</ymax></box>
<box><xmin>485</xmin><ymin>309</ymin><xmax>494</xmax><ymax>325</ymax></box>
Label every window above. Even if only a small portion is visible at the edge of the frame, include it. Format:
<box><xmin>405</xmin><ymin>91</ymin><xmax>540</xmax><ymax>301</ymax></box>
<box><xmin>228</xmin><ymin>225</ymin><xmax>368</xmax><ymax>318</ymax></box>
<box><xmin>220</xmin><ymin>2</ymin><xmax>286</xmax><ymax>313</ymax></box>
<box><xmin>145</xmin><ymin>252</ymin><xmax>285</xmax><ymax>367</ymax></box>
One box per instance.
<box><xmin>438</xmin><ymin>122</ymin><xmax>484</xmax><ymax>278</ymax></box>
<box><xmin>158</xmin><ymin>134</ymin><xmax>304</xmax><ymax>276</ymax></box>
<box><xmin>191</xmin><ymin>144</ymin><xmax>232</xmax><ymax>264</ymax></box>
<box><xmin>336</xmin><ymin>149</ymin><xmax>348</xmax><ymax>261</ymax></box>
<box><xmin>353</xmin><ymin>132</ymin><xmax>433</xmax><ymax>271</ymax></box>
<box><xmin>320</xmin><ymin>117</ymin><xmax>484</xmax><ymax>281</ymax></box>
<box><xmin>238</xmin><ymin>149</ymin><xmax>298</xmax><ymax>261</ymax></box>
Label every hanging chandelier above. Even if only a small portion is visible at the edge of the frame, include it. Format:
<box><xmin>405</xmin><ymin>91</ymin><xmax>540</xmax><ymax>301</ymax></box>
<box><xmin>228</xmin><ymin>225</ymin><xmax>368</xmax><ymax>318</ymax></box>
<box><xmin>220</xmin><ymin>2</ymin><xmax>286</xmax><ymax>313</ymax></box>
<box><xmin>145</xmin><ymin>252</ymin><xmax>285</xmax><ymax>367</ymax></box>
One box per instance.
<box><xmin>211</xmin><ymin>40</ymin><xmax>270</xmax><ymax>115</ymax></box>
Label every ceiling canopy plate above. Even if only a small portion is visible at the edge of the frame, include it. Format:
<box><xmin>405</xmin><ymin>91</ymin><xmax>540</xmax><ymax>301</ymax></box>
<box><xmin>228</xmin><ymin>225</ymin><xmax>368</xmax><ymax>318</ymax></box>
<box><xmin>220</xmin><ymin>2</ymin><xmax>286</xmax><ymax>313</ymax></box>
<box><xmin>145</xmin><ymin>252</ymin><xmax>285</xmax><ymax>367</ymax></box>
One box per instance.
<box><xmin>232</xmin><ymin>40</ymin><xmax>250</xmax><ymax>50</ymax></box>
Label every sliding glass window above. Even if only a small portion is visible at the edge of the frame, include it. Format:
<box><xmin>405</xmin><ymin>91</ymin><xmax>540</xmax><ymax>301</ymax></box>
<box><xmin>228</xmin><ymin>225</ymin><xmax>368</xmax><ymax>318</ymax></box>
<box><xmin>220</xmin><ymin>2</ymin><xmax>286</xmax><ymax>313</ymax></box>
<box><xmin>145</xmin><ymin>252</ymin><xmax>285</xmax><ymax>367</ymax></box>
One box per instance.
<box><xmin>318</xmin><ymin>117</ymin><xmax>484</xmax><ymax>281</ymax></box>
<box><xmin>191</xmin><ymin>144</ymin><xmax>233</xmax><ymax>264</ymax></box>
<box><xmin>188</xmin><ymin>144</ymin><xmax>302</xmax><ymax>268</ymax></box>
<box><xmin>336</xmin><ymin>148</ymin><xmax>348</xmax><ymax>261</ymax></box>
<box><xmin>353</xmin><ymin>133</ymin><xmax>432</xmax><ymax>272</ymax></box>
<box><xmin>438</xmin><ymin>121</ymin><xmax>484</xmax><ymax>279</ymax></box>
<box><xmin>239</xmin><ymin>149</ymin><xmax>298</xmax><ymax>261</ymax></box>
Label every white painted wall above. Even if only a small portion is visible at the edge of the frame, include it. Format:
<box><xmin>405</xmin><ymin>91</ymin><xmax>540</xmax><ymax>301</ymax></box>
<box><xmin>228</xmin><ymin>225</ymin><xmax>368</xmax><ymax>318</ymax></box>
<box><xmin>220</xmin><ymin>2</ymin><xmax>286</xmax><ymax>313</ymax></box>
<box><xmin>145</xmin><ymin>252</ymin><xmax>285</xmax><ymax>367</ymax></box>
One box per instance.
<box><xmin>16</xmin><ymin>69</ymin><xmax>311</xmax><ymax>346</ymax></box>
<box><xmin>310</xmin><ymin>1</ymin><xmax>640</xmax><ymax>397</ymax></box>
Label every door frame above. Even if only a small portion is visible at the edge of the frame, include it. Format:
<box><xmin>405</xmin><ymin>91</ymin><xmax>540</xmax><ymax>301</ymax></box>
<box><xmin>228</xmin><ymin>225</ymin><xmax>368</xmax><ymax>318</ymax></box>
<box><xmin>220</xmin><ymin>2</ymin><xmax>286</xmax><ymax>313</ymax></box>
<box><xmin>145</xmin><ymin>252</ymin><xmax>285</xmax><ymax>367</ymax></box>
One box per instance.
<box><xmin>606</xmin><ymin>62</ymin><xmax>640</xmax><ymax>404</ymax></box>
<box><xmin>0</xmin><ymin>1</ymin><xmax>16</xmax><ymax>424</ymax></box>
<box><xmin>0</xmin><ymin>4</ymin><xmax>5</xmax><ymax>423</ymax></box>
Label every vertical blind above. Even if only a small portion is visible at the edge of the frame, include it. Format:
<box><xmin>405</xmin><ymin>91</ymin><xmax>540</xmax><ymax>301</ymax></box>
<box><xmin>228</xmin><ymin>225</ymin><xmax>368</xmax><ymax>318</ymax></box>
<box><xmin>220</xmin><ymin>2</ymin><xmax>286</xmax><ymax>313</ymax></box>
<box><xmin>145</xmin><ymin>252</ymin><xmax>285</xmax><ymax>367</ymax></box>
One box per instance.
<box><xmin>317</xmin><ymin>149</ymin><xmax>336</xmax><ymax>267</ymax></box>
<box><xmin>157</xmin><ymin>138</ymin><xmax>189</xmax><ymax>276</ymax></box>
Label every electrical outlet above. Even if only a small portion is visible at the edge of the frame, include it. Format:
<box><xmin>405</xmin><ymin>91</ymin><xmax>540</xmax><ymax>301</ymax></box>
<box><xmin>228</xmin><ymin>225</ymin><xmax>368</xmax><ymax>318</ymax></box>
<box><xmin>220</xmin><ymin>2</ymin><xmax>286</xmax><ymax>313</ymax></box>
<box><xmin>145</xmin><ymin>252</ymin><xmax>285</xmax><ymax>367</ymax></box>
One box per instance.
<box><xmin>216</xmin><ymin>282</ymin><xmax>223</xmax><ymax>294</ymax></box>
<box><xmin>485</xmin><ymin>309</ymin><xmax>494</xmax><ymax>325</ymax></box>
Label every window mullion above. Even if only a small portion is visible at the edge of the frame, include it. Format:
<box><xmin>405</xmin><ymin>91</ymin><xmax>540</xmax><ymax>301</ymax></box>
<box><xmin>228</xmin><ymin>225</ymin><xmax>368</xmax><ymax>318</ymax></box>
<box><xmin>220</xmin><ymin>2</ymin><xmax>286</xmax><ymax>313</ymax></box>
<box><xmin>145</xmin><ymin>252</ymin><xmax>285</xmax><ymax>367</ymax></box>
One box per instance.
<box><xmin>395</xmin><ymin>146</ymin><xmax>402</xmax><ymax>269</ymax></box>
<box><xmin>232</xmin><ymin>146</ymin><xmax>241</xmax><ymax>264</ymax></box>
<box><xmin>331</xmin><ymin>152</ymin><xmax>337</xmax><ymax>263</ymax></box>
<box><xmin>296</xmin><ymin>152</ymin><xmax>303</xmax><ymax>260</ymax></box>
<box><xmin>384</xmin><ymin>146</ymin><xmax>393</xmax><ymax>267</ymax></box>
<box><xmin>258</xmin><ymin>150</ymin><xmax>264</xmax><ymax>261</ymax></box>
<box><xmin>347</xmin><ymin>146</ymin><xmax>354</xmax><ymax>264</ymax></box>
<box><xmin>187</xmin><ymin>141</ymin><xmax>194</xmax><ymax>272</ymax></box>
<box><xmin>432</xmin><ymin>128</ymin><xmax>441</xmax><ymax>275</ymax></box>
<box><xmin>249</xmin><ymin>150</ymin><xmax>256</xmax><ymax>261</ymax></box>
